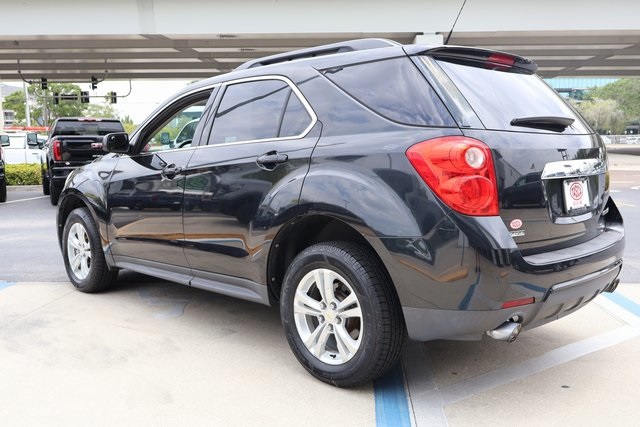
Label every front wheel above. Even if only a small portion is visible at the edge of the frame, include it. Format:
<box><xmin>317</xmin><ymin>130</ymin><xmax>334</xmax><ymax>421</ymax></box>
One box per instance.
<box><xmin>62</xmin><ymin>207</ymin><xmax>117</xmax><ymax>292</ymax></box>
<box><xmin>280</xmin><ymin>241</ymin><xmax>404</xmax><ymax>387</ymax></box>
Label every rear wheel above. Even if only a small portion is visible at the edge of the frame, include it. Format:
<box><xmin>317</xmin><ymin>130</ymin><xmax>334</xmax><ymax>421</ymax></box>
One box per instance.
<box><xmin>49</xmin><ymin>176</ymin><xmax>61</xmax><ymax>205</ymax></box>
<box><xmin>42</xmin><ymin>170</ymin><xmax>50</xmax><ymax>195</ymax></box>
<box><xmin>280</xmin><ymin>241</ymin><xmax>404</xmax><ymax>387</ymax></box>
<box><xmin>62</xmin><ymin>207</ymin><xmax>117</xmax><ymax>292</ymax></box>
<box><xmin>0</xmin><ymin>178</ymin><xmax>6</xmax><ymax>203</ymax></box>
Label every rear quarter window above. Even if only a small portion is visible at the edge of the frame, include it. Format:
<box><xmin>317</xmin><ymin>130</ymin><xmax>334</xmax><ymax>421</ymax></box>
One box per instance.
<box><xmin>323</xmin><ymin>57</ymin><xmax>455</xmax><ymax>127</ymax></box>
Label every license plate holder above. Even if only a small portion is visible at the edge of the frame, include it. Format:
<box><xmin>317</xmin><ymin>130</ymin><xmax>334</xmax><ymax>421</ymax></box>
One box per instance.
<box><xmin>563</xmin><ymin>178</ymin><xmax>590</xmax><ymax>212</ymax></box>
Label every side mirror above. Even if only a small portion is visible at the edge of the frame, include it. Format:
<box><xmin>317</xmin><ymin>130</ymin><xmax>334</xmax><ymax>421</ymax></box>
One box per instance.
<box><xmin>103</xmin><ymin>132</ymin><xmax>130</xmax><ymax>153</ymax></box>
<box><xmin>0</xmin><ymin>135</ymin><xmax>9</xmax><ymax>147</ymax></box>
<box><xmin>26</xmin><ymin>132</ymin><xmax>39</xmax><ymax>147</ymax></box>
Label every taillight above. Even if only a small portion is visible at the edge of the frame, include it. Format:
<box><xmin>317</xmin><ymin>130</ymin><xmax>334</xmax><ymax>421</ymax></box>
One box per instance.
<box><xmin>406</xmin><ymin>136</ymin><xmax>499</xmax><ymax>216</ymax></box>
<box><xmin>53</xmin><ymin>139</ymin><xmax>62</xmax><ymax>161</ymax></box>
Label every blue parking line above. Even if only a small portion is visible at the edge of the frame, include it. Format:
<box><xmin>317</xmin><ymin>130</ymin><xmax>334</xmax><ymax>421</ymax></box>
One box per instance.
<box><xmin>0</xmin><ymin>281</ymin><xmax>16</xmax><ymax>291</ymax></box>
<box><xmin>374</xmin><ymin>362</ymin><xmax>411</xmax><ymax>427</ymax></box>
<box><xmin>604</xmin><ymin>292</ymin><xmax>640</xmax><ymax>317</ymax></box>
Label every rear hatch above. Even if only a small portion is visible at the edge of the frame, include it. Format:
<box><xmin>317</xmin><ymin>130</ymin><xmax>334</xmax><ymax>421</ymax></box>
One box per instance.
<box><xmin>409</xmin><ymin>46</ymin><xmax>610</xmax><ymax>256</ymax></box>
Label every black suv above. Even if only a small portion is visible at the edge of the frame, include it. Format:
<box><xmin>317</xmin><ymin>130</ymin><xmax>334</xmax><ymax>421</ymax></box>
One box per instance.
<box><xmin>56</xmin><ymin>39</ymin><xmax>624</xmax><ymax>387</ymax></box>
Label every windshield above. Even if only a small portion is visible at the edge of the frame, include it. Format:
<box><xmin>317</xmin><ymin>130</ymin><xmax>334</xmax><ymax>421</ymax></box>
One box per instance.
<box><xmin>436</xmin><ymin>59</ymin><xmax>590</xmax><ymax>134</ymax></box>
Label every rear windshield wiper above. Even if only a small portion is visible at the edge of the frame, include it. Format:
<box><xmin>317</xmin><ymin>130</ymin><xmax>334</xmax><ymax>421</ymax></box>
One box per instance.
<box><xmin>510</xmin><ymin>116</ymin><xmax>574</xmax><ymax>132</ymax></box>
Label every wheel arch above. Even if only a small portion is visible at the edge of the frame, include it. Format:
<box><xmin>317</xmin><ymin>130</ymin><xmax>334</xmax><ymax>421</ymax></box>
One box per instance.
<box><xmin>267</xmin><ymin>214</ymin><xmax>400</xmax><ymax>309</ymax></box>
<box><xmin>57</xmin><ymin>189</ymin><xmax>113</xmax><ymax>267</ymax></box>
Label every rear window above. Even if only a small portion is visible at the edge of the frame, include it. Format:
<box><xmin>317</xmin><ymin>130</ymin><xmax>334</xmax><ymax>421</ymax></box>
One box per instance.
<box><xmin>323</xmin><ymin>57</ymin><xmax>455</xmax><ymax>127</ymax></box>
<box><xmin>53</xmin><ymin>121</ymin><xmax>124</xmax><ymax>136</ymax></box>
<box><xmin>436</xmin><ymin>59</ymin><xmax>589</xmax><ymax>134</ymax></box>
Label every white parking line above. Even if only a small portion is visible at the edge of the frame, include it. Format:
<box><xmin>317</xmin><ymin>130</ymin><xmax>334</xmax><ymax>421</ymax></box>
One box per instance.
<box><xmin>2</xmin><ymin>196</ymin><xmax>47</xmax><ymax>204</ymax></box>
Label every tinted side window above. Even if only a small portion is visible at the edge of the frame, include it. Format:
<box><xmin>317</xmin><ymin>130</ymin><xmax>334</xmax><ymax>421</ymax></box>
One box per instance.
<box><xmin>323</xmin><ymin>57</ymin><xmax>455</xmax><ymax>127</ymax></box>
<box><xmin>210</xmin><ymin>80</ymin><xmax>290</xmax><ymax>145</ymax></box>
<box><xmin>279</xmin><ymin>90</ymin><xmax>312</xmax><ymax>137</ymax></box>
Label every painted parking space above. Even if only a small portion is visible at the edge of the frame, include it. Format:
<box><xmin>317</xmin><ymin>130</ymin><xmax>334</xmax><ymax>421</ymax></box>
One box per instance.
<box><xmin>0</xmin><ymin>280</ymin><xmax>375</xmax><ymax>426</ymax></box>
<box><xmin>0</xmin><ymin>281</ymin><xmax>15</xmax><ymax>291</ymax></box>
<box><xmin>387</xmin><ymin>284</ymin><xmax>640</xmax><ymax>427</ymax></box>
<box><xmin>1</xmin><ymin>278</ymin><xmax>638</xmax><ymax>426</ymax></box>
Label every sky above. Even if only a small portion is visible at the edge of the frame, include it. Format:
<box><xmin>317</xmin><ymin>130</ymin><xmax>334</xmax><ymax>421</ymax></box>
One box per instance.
<box><xmin>90</xmin><ymin>79</ymin><xmax>193</xmax><ymax>123</ymax></box>
<box><xmin>2</xmin><ymin>79</ymin><xmax>193</xmax><ymax>125</ymax></box>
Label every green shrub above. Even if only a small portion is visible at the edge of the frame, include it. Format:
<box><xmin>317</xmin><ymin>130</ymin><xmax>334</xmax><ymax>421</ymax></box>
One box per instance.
<box><xmin>5</xmin><ymin>163</ymin><xmax>42</xmax><ymax>185</ymax></box>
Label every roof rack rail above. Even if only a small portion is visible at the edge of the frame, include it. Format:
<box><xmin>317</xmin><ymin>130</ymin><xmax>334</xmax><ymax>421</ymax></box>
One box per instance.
<box><xmin>235</xmin><ymin>38</ymin><xmax>400</xmax><ymax>70</ymax></box>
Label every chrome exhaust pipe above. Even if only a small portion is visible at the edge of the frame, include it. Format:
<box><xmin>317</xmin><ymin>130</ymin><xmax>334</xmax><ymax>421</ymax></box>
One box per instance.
<box><xmin>486</xmin><ymin>321</ymin><xmax>522</xmax><ymax>342</ymax></box>
<box><xmin>605</xmin><ymin>278</ymin><xmax>620</xmax><ymax>293</ymax></box>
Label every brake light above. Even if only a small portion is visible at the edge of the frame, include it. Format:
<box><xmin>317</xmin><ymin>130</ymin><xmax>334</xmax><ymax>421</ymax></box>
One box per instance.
<box><xmin>488</xmin><ymin>53</ymin><xmax>516</xmax><ymax>70</ymax></box>
<box><xmin>53</xmin><ymin>139</ymin><xmax>62</xmax><ymax>161</ymax></box>
<box><xmin>406</xmin><ymin>136</ymin><xmax>499</xmax><ymax>216</ymax></box>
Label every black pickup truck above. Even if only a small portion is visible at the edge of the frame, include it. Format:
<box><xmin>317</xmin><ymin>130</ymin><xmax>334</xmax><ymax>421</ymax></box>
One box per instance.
<box><xmin>42</xmin><ymin>117</ymin><xmax>124</xmax><ymax>204</ymax></box>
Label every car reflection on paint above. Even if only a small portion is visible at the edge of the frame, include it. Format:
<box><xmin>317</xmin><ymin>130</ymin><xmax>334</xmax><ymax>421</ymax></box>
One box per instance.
<box><xmin>502</xmin><ymin>172</ymin><xmax>545</xmax><ymax>208</ymax></box>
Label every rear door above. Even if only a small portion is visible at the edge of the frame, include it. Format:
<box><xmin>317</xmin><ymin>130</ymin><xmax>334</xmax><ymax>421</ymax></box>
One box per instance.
<box><xmin>183</xmin><ymin>76</ymin><xmax>319</xmax><ymax>285</ymax></box>
<box><xmin>413</xmin><ymin>49</ymin><xmax>609</xmax><ymax>255</ymax></box>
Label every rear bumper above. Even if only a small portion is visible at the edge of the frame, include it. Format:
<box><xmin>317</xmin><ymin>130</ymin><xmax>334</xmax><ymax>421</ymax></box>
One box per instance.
<box><xmin>403</xmin><ymin>259</ymin><xmax>622</xmax><ymax>341</ymax></box>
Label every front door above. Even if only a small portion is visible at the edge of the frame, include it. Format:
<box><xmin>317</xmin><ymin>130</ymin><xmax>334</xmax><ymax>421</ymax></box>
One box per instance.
<box><xmin>107</xmin><ymin>88</ymin><xmax>216</xmax><ymax>270</ymax></box>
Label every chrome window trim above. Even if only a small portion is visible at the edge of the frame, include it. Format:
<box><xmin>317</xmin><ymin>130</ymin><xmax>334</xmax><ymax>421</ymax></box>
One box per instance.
<box><xmin>130</xmin><ymin>83</ymin><xmax>221</xmax><ymax>142</ymax></box>
<box><xmin>204</xmin><ymin>75</ymin><xmax>318</xmax><ymax>147</ymax></box>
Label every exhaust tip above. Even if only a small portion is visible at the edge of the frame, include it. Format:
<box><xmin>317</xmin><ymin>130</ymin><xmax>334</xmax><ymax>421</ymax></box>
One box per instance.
<box><xmin>605</xmin><ymin>278</ymin><xmax>620</xmax><ymax>293</ymax></box>
<box><xmin>486</xmin><ymin>321</ymin><xmax>522</xmax><ymax>342</ymax></box>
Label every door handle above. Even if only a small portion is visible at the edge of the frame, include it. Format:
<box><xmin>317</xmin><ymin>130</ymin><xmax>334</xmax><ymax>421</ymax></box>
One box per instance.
<box><xmin>256</xmin><ymin>151</ymin><xmax>288</xmax><ymax>170</ymax></box>
<box><xmin>161</xmin><ymin>164</ymin><xmax>183</xmax><ymax>179</ymax></box>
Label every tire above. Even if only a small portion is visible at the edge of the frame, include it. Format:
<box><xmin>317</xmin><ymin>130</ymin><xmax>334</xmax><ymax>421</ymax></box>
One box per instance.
<box><xmin>0</xmin><ymin>178</ymin><xmax>6</xmax><ymax>203</ymax></box>
<box><xmin>280</xmin><ymin>241</ymin><xmax>404</xmax><ymax>387</ymax></box>
<box><xmin>62</xmin><ymin>207</ymin><xmax>118</xmax><ymax>292</ymax></box>
<box><xmin>42</xmin><ymin>171</ymin><xmax>50</xmax><ymax>195</ymax></box>
<box><xmin>49</xmin><ymin>177</ymin><xmax>61</xmax><ymax>205</ymax></box>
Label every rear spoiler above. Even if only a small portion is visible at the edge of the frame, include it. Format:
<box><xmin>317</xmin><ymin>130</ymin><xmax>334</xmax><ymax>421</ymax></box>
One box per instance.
<box><xmin>404</xmin><ymin>45</ymin><xmax>538</xmax><ymax>74</ymax></box>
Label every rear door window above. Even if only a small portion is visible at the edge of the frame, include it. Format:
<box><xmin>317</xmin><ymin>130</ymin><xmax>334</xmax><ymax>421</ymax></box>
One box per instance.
<box><xmin>323</xmin><ymin>57</ymin><xmax>455</xmax><ymax>127</ymax></box>
<box><xmin>209</xmin><ymin>79</ymin><xmax>311</xmax><ymax>145</ymax></box>
<box><xmin>435</xmin><ymin>59</ymin><xmax>589</xmax><ymax>134</ymax></box>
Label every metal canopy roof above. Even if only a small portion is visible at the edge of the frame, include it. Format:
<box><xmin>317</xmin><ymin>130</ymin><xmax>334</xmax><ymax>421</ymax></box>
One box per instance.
<box><xmin>1</xmin><ymin>31</ymin><xmax>640</xmax><ymax>83</ymax></box>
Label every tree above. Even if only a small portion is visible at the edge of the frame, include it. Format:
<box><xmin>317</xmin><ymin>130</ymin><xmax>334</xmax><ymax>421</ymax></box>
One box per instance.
<box><xmin>120</xmin><ymin>114</ymin><xmax>137</xmax><ymax>134</ymax></box>
<box><xmin>1</xmin><ymin>83</ymin><xmax>134</xmax><ymax>127</ymax></box>
<box><xmin>2</xmin><ymin>83</ymin><xmax>85</xmax><ymax>126</ymax></box>
<box><xmin>589</xmin><ymin>78</ymin><xmax>640</xmax><ymax>122</ymax></box>
<box><xmin>2</xmin><ymin>91</ymin><xmax>27</xmax><ymax>124</ymax></box>
<box><xmin>84</xmin><ymin>103</ymin><xmax>118</xmax><ymax>119</ymax></box>
<box><xmin>575</xmin><ymin>98</ymin><xmax>626</xmax><ymax>134</ymax></box>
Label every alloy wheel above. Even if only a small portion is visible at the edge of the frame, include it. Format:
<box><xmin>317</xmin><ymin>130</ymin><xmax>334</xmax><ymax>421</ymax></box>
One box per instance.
<box><xmin>293</xmin><ymin>268</ymin><xmax>363</xmax><ymax>365</ymax></box>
